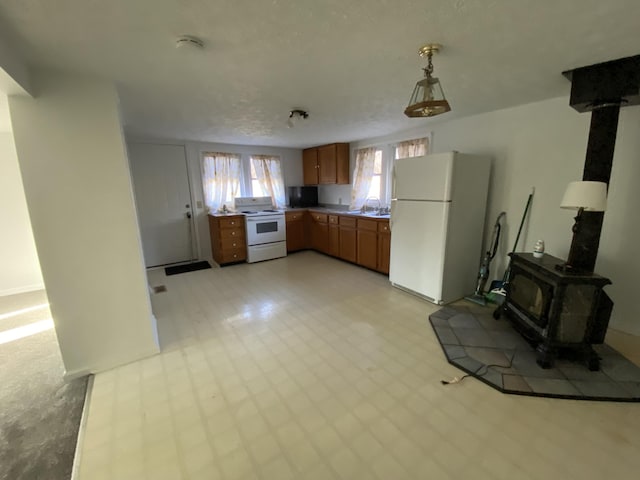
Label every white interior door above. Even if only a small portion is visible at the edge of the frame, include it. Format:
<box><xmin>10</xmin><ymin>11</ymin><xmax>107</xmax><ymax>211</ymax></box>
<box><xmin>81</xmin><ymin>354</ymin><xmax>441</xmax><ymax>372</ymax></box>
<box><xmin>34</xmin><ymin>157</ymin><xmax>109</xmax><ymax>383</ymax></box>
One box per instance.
<box><xmin>128</xmin><ymin>143</ymin><xmax>193</xmax><ymax>267</ymax></box>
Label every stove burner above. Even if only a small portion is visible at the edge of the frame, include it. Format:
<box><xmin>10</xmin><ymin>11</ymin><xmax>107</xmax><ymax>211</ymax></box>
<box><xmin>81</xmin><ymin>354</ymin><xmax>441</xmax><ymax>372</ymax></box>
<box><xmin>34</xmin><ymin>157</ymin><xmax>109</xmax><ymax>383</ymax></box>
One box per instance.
<box><xmin>241</xmin><ymin>210</ymin><xmax>258</xmax><ymax>214</ymax></box>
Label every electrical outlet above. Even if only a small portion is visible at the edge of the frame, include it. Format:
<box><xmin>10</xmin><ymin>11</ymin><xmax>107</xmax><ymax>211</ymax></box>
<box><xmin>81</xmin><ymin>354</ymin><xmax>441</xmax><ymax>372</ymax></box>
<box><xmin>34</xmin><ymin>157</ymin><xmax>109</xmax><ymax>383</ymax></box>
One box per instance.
<box><xmin>196</xmin><ymin>200</ymin><xmax>203</xmax><ymax>209</ymax></box>
<box><xmin>338</xmin><ymin>197</ymin><xmax>342</xmax><ymax>205</ymax></box>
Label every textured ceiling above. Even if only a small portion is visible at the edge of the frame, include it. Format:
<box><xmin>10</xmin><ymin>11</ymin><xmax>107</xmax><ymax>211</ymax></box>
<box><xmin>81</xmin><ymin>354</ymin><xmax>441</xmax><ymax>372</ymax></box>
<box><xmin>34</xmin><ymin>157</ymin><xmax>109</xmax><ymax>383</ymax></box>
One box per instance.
<box><xmin>0</xmin><ymin>0</ymin><xmax>639</xmax><ymax>147</ymax></box>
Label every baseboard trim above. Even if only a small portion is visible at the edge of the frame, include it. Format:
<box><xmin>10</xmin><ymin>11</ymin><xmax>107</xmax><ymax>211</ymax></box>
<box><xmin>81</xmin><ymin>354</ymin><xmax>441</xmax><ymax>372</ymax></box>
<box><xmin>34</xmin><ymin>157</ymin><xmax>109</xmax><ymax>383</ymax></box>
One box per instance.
<box><xmin>70</xmin><ymin>374</ymin><xmax>94</xmax><ymax>480</ymax></box>
<box><xmin>63</xmin><ymin>345</ymin><xmax>161</xmax><ymax>379</ymax></box>
<box><xmin>0</xmin><ymin>283</ymin><xmax>45</xmax><ymax>297</ymax></box>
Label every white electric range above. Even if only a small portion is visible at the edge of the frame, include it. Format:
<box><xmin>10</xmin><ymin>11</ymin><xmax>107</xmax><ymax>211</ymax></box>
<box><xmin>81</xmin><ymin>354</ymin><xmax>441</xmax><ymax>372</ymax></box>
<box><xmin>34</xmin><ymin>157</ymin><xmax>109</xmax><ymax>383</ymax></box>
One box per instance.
<box><xmin>234</xmin><ymin>196</ymin><xmax>287</xmax><ymax>263</ymax></box>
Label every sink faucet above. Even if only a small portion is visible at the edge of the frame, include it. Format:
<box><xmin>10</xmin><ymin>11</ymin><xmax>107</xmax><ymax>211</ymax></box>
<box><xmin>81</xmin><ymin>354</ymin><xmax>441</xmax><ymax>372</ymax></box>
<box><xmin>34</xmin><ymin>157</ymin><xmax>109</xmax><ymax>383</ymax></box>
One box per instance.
<box><xmin>362</xmin><ymin>196</ymin><xmax>381</xmax><ymax>214</ymax></box>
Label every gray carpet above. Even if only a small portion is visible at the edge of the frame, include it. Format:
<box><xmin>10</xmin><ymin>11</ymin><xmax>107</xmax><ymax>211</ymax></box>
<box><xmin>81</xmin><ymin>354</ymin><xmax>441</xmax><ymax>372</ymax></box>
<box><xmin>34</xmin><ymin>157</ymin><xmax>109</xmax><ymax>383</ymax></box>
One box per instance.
<box><xmin>429</xmin><ymin>305</ymin><xmax>640</xmax><ymax>401</ymax></box>
<box><xmin>0</xmin><ymin>290</ymin><xmax>88</xmax><ymax>480</ymax></box>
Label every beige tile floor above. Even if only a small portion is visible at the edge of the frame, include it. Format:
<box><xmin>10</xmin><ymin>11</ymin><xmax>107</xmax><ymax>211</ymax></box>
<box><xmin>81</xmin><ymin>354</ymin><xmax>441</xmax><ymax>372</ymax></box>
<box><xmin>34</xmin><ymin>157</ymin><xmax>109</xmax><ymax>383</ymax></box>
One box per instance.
<box><xmin>77</xmin><ymin>251</ymin><xmax>640</xmax><ymax>479</ymax></box>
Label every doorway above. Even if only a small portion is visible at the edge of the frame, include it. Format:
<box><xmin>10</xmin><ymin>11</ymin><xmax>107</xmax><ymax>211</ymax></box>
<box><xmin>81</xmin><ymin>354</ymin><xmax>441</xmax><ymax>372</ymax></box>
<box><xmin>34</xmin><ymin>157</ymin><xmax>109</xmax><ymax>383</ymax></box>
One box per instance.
<box><xmin>128</xmin><ymin>143</ymin><xmax>195</xmax><ymax>267</ymax></box>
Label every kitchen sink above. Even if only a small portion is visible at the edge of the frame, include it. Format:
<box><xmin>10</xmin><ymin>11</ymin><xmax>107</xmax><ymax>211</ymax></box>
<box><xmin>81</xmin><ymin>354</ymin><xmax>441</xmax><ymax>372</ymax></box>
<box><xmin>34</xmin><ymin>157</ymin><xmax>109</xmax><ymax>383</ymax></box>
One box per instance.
<box><xmin>340</xmin><ymin>210</ymin><xmax>390</xmax><ymax>218</ymax></box>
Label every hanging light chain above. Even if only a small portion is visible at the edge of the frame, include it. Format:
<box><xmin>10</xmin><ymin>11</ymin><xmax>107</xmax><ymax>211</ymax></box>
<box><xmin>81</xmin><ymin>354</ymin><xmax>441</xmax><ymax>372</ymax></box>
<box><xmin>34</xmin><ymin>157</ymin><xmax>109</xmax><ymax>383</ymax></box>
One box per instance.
<box><xmin>423</xmin><ymin>51</ymin><xmax>434</xmax><ymax>78</ymax></box>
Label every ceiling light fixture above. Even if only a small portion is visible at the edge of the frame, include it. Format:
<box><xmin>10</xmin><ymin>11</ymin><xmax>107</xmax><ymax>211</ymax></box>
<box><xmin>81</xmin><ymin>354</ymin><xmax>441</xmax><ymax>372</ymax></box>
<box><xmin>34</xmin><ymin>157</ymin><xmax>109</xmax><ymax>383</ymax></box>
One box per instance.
<box><xmin>404</xmin><ymin>43</ymin><xmax>451</xmax><ymax>118</ymax></box>
<box><xmin>287</xmin><ymin>109</ymin><xmax>309</xmax><ymax>128</ymax></box>
<box><xmin>175</xmin><ymin>35</ymin><xmax>204</xmax><ymax>49</ymax></box>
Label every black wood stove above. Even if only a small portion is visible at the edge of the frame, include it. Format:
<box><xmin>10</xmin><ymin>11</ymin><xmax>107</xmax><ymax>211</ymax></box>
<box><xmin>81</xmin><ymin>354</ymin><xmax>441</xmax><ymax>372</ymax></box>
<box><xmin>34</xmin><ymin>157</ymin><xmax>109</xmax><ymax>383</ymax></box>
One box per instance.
<box><xmin>494</xmin><ymin>253</ymin><xmax>613</xmax><ymax>370</ymax></box>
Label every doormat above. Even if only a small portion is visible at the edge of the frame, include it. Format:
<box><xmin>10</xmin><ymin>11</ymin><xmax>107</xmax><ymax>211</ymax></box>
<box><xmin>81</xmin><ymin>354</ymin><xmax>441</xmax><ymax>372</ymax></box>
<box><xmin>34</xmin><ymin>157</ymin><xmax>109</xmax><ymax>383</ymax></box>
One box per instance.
<box><xmin>429</xmin><ymin>306</ymin><xmax>640</xmax><ymax>402</ymax></box>
<box><xmin>165</xmin><ymin>261</ymin><xmax>211</xmax><ymax>276</ymax></box>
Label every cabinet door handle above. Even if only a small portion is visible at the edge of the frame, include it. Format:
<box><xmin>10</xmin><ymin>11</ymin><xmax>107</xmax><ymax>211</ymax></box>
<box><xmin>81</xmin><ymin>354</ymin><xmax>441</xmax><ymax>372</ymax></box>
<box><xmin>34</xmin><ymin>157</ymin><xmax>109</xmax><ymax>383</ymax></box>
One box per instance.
<box><xmin>231</xmin><ymin>232</ymin><xmax>236</xmax><ymax>236</ymax></box>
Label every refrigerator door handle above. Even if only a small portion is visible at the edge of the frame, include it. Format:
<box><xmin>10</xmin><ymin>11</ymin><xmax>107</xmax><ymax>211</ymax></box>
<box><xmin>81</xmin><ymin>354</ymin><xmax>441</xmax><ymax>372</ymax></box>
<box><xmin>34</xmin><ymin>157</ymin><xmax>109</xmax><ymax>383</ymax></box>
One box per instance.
<box><xmin>391</xmin><ymin>162</ymin><xmax>397</xmax><ymax>200</ymax></box>
<box><xmin>390</xmin><ymin>199</ymin><xmax>396</xmax><ymax>231</ymax></box>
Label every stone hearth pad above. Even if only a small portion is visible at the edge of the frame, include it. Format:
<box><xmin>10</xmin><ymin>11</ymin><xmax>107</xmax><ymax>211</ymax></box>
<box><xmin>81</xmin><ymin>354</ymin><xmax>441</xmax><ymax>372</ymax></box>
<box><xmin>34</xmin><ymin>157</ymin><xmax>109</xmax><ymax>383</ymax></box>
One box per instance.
<box><xmin>429</xmin><ymin>306</ymin><xmax>640</xmax><ymax>402</ymax></box>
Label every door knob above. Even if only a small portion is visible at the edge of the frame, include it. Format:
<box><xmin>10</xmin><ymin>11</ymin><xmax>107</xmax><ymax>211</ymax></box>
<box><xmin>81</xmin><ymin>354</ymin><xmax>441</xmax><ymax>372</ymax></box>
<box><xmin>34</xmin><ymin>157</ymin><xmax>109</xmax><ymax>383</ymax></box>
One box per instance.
<box><xmin>186</xmin><ymin>212</ymin><xmax>192</xmax><ymax>219</ymax></box>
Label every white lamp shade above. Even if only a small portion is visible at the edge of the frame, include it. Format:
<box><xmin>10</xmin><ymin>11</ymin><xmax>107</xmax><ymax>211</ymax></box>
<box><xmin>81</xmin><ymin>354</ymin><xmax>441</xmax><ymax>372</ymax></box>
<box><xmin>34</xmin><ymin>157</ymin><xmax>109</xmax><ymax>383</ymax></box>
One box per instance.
<box><xmin>560</xmin><ymin>181</ymin><xmax>607</xmax><ymax>212</ymax></box>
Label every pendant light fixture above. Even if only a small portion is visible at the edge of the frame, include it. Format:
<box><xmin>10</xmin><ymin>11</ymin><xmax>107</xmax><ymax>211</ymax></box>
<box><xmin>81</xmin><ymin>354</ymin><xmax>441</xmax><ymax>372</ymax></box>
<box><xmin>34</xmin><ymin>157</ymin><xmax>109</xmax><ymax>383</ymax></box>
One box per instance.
<box><xmin>404</xmin><ymin>43</ymin><xmax>451</xmax><ymax>118</ymax></box>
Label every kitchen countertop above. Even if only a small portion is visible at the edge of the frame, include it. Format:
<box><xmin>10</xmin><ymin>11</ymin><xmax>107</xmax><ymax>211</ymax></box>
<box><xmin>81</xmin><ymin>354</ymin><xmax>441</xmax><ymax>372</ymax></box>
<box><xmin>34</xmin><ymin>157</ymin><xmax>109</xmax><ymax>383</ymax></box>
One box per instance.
<box><xmin>208</xmin><ymin>211</ymin><xmax>246</xmax><ymax>218</ymax></box>
<box><xmin>208</xmin><ymin>207</ymin><xmax>390</xmax><ymax>219</ymax></box>
<box><xmin>296</xmin><ymin>207</ymin><xmax>390</xmax><ymax>219</ymax></box>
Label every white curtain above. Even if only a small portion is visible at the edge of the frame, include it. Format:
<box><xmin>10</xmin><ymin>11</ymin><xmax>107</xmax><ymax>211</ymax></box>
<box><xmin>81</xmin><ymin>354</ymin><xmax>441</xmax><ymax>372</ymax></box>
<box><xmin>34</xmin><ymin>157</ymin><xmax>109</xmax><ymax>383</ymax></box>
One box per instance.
<box><xmin>350</xmin><ymin>147</ymin><xmax>377</xmax><ymax>210</ymax></box>
<box><xmin>201</xmin><ymin>152</ymin><xmax>241</xmax><ymax>212</ymax></box>
<box><xmin>251</xmin><ymin>155</ymin><xmax>286</xmax><ymax>208</ymax></box>
<box><xmin>395</xmin><ymin>137</ymin><xmax>429</xmax><ymax>159</ymax></box>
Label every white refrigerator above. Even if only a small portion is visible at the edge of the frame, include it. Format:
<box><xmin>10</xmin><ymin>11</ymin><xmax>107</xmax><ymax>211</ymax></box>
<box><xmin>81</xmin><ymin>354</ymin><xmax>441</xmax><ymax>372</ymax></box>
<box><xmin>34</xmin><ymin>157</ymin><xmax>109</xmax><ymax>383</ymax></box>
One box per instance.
<box><xmin>389</xmin><ymin>152</ymin><xmax>491</xmax><ymax>304</ymax></box>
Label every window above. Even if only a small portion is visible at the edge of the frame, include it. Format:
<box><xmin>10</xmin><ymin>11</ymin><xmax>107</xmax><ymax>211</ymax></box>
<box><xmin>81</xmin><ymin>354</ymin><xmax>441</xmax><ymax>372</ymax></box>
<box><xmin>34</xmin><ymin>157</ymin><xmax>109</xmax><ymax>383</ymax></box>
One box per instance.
<box><xmin>366</xmin><ymin>149</ymin><xmax>383</xmax><ymax>200</ymax></box>
<box><xmin>250</xmin><ymin>155</ymin><xmax>285</xmax><ymax>208</ymax></box>
<box><xmin>394</xmin><ymin>137</ymin><xmax>428</xmax><ymax>159</ymax></box>
<box><xmin>201</xmin><ymin>152</ymin><xmax>241</xmax><ymax>212</ymax></box>
<box><xmin>350</xmin><ymin>147</ymin><xmax>381</xmax><ymax>210</ymax></box>
<box><xmin>351</xmin><ymin>136</ymin><xmax>430</xmax><ymax>209</ymax></box>
<box><xmin>250</xmin><ymin>161</ymin><xmax>265</xmax><ymax>197</ymax></box>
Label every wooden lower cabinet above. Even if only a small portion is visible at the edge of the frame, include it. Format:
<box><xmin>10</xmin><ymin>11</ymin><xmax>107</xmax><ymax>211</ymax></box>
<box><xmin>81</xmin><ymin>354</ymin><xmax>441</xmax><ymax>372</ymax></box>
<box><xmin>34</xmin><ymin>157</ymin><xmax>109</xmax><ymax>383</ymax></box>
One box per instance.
<box><xmin>209</xmin><ymin>214</ymin><xmax>246</xmax><ymax>265</ymax></box>
<box><xmin>356</xmin><ymin>218</ymin><xmax>379</xmax><ymax>270</ymax></box>
<box><xmin>285</xmin><ymin>211</ymin><xmax>306</xmax><ymax>252</ymax></box>
<box><xmin>294</xmin><ymin>210</ymin><xmax>390</xmax><ymax>274</ymax></box>
<box><xmin>377</xmin><ymin>220</ymin><xmax>391</xmax><ymax>274</ymax></box>
<box><xmin>339</xmin><ymin>217</ymin><xmax>357</xmax><ymax>263</ymax></box>
<box><xmin>309</xmin><ymin>212</ymin><xmax>329</xmax><ymax>254</ymax></box>
<box><xmin>328</xmin><ymin>221</ymin><xmax>340</xmax><ymax>257</ymax></box>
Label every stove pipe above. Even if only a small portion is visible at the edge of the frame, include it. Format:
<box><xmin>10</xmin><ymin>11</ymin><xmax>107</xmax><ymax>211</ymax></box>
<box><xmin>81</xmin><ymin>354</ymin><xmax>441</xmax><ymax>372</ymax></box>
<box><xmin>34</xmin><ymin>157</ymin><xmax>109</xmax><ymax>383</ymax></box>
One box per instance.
<box><xmin>562</xmin><ymin>54</ymin><xmax>640</xmax><ymax>272</ymax></box>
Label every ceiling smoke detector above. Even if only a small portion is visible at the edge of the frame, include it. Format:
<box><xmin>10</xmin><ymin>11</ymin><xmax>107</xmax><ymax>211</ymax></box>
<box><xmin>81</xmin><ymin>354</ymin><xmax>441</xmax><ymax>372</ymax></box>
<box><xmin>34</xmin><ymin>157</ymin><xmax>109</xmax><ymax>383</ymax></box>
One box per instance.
<box><xmin>175</xmin><ymin>35</ymin><xmax>204</xmax><ymax>50</ymax></box>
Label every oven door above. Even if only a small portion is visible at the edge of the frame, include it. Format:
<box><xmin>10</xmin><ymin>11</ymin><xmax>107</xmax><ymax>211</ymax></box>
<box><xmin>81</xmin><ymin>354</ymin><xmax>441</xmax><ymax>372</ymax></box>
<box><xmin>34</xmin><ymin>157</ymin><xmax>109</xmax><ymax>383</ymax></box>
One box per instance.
<box><xmin>246</xmin><ymin>215</ymin><xmax>286</xmax><ymax>246</ymax></box>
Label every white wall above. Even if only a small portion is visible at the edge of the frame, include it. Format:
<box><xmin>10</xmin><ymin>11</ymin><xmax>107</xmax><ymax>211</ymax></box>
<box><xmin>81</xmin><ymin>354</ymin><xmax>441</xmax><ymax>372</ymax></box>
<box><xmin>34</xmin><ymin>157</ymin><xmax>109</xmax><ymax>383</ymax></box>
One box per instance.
<box><xmin>8</xmin><ymin>70</ymin><xmax>159</xmax><ymax>376</ymax></box>
<box><xmin>320</xmin><ymin>96</ymin><xmax>639</xmax><ymax>335</ymax></box>
<box><xmin>428</xmin><ymin>97</ymin><xmax>639</xmax><ymax>335</ymax></box>
<box><xmin>0</xmin><ymin>131</ymin><xmax>44</xmax><ymax>295</ymax></box>
<box><xmin>126</xmin><ymin>137</ymin><xmax>303</xmax><ymax>264</ymax></box>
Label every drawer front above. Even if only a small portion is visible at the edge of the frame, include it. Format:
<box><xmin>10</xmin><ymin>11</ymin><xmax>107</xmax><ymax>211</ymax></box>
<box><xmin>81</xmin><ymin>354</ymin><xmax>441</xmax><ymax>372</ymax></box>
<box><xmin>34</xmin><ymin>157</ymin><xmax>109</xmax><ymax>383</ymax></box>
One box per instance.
<box><xmin>339</xmin><ymin>216</ymin><xmax>356</xmax><ymax>228</ymax></box>
<box><xmin>220</xmin><ymin>228</ymin><xmax>245</xmax><ymax>240</ymax></box>
<box><xmin>220</xmin><ymin>247</ymin><xmax>246</xmax><ymax>263</ymax></box>
<box><xmin>286</xmin><ymin>212</ymin><xmax>303</xmax><ymax>222</ymax></box>
<box><xmin>378</xmin><ymin>221</ymin><xmax>390</xmax><ymax>233</ymax></box>
<box><xmin>220</xmin><ymin>237</ymin><xmax>244</xmax><ymax>250</ymax></box>
<box><xmin>219</xmin><ymin>216</ymin><xmax>244</xmax><ymax>228</ymax></box>
<box><xmin>328</xmin><ymin>215</ymin><xmax>339</xmax><ymax>224</ymax></box>
<box><xmin>311</xmin><ymin>213</ymin><xmax>328</xmax><ymax>223</ymax></box>
<box><xmin>357</xmin><ymin>218</ymin><xmax>378</xmax><ymax>231</ymax></box>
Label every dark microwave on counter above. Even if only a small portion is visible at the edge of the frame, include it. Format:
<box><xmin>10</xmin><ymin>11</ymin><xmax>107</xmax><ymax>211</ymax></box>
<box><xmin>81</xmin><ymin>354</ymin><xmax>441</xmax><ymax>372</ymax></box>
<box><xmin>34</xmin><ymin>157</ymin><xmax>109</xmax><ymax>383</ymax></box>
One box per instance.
<box><xmin>288</xmin><ymin>186</ymin><xmax>318</xmax><ymax>207</ymax></box>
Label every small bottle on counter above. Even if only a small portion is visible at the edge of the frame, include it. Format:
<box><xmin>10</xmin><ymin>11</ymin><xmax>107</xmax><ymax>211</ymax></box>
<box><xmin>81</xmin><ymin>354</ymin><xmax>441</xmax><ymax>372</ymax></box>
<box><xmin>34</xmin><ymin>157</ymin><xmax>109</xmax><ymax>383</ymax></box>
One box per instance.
<box><xmin>533</xmin><ymin>239</ymin><xmax>545</xmax><ymax>258</ymax></box>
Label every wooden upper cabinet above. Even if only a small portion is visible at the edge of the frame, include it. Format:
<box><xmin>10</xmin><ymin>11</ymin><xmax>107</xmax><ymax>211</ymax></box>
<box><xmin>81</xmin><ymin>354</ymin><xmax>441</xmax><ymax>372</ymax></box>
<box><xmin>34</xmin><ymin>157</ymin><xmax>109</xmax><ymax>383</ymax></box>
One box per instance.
<box><xmin>317</xmin><ymin>145</ymin><xmax>337</xmax><ymax>184</ymax></box>
<box><xmin>303</xmin><ymin>143</ymin><xmax>350</xmax><ymax>185</ymax></box>
<box><xmin>303</xmin><ymin>148</ymin><xmax>319</xmax><ymax>185</ymax></box>
<box><xmin>335</xmin><ymin>144</ymin><xmax>350</xmax><ymax>184</ymax></box>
